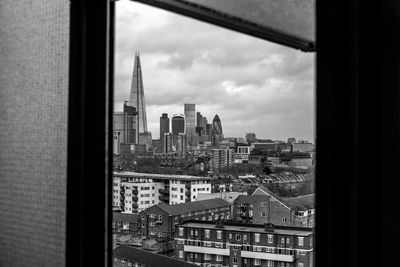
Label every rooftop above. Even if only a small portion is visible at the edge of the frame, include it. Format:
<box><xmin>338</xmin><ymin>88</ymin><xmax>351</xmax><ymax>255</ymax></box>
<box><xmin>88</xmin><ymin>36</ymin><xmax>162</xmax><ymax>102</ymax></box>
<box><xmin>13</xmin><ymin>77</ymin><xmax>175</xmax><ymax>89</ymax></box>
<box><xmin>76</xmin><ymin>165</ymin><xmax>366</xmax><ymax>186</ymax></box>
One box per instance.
<box><xmin>113</xmin><ymin>171</ymin><xmax>213</xmax><ymax>181</ymax></box>
<box><xmin>113</xmin><ymin>245</ymin><xmax>198</xmax><ymax>267</ymax></box>
<box><xmin>179</xmin><ymin>221</ymin><xmax>313</xmax><ymax>237</ymax></box>
<box><xmin>113</xmin><ymin>212</ymin><xmax>138</xmax><ymax>223</ymax></box>
<box><xmin>155</xmin><ymin>198</ymin><xmax>231</xmax><ymax>216</ymax></box>
<box><xmin>234</xmin><ymin>194</ymin><xmax>270</xmax><ymax>203</ymax></box>
<box><xmin>283</xmin><ymin>194</ymin><xmax>315</xmax><ymax>211</ymax></box>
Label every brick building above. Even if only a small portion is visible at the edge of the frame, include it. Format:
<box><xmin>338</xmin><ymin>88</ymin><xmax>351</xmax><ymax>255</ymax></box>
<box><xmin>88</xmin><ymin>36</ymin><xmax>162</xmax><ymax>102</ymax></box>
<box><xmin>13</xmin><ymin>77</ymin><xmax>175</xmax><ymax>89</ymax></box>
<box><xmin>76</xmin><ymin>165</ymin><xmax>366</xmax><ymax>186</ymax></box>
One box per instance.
<box><xmin>247</xmin><ymin>188</ymin><xmax>314</xmax><ymax>228</ymax></box>
<box><xmin>138</xmin><ymin>198</ymin><xmax>232</xmax><ymax>239</ymax></box>
<box><xmin>113</xmin><ymin>245</ymin><xmax>198</xmax><ymax>267</ymax></box>
<box><xmin>175</xmin><ymin>220</ymin><xmax>314</xmax><ymax>267</ymax></box>
<box><xmin>112</xmin><ymin>212</ymin><xmax>138</xmax><ymax>234</ymax></box>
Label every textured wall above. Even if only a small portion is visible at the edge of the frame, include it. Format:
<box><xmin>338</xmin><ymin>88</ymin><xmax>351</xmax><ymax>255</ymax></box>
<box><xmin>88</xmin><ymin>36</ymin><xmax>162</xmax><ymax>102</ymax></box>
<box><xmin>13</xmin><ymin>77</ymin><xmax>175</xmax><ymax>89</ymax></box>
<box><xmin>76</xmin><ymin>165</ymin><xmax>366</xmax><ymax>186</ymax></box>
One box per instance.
<box><xmin>0</xmin><ymin>1</ymin><xmax>69</xmax><ymax>266</ymax></box>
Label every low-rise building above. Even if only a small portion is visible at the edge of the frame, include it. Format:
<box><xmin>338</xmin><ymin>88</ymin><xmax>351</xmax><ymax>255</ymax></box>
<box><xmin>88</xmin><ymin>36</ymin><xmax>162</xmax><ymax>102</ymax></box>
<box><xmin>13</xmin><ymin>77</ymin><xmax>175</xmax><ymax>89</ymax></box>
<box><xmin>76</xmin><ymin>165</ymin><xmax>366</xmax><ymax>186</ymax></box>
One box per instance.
<box><xmin>175</xmin><ymin>220</ymin><xmax>314</xmax><ymax>267</ymax></box>
<box><xmin>113</xmin><ymin>212</ymin><xmax>139</xmax><ymax>234</ymax></box>
<box><xmin>250</xmin><ymin>187</ymin><xmax>315</xmax><ymax>228</ymax></box>
<box><xmin>138</xmin><ymin>198</ymin><xmax>232</xmax><ymax>239</ymax></box>
<box><xmin>113</xmin><ymin>172</ymin><xmax>214</xmax><ymax>213</ymax></box>
<box><xmin>113</xmin><ymin>245</ymin><xmax>198</xmax><ymax>267</ymax></box>
<box><xmin>196</xmin><ymin>192</ymin><xmax>247</xmax><ymax>203</ymax></box>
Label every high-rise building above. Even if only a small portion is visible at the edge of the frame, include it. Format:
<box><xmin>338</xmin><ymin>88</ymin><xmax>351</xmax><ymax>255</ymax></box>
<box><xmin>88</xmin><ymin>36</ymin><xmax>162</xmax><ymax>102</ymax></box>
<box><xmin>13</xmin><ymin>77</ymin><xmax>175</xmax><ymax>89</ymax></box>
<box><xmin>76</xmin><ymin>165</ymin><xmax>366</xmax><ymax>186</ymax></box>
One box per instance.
<box><xmin>201</xmin><ymin>116</ymin><xmax>208</xmax><ymax>135</ymax></box>
<box><xmin>160</xmin><ymin>113</ymin><xmax>169</xmax><ymax>149</ymax></box>
<box><xmin>175</xmin><ymin>133</ymin><xmax>187</xmax><ymax>155</ymax></box>
<box><xmin>210</xmin><ymin>148</ymin><xmax>234</xmax><ymax>172</ymax></box>
<box><xmin>129</xmin><ymin>51</ymin><xmax>151</xmax><ymax>144</ymax></box>
<box><xmin>184</xmin><ymin>104</ymin><xmax>196</xmax><ymax>145</ymax></box>
<box><xmin>196</xmin><ymin>112</ymin><xmax>203</xmax><ymax>128</ymax></box>
<box><xmin>172</xmin><ymin>114</ymin><xmax>185</xmax><ymax>146</ymax></box>
<box><xmin>211</xmin><ymin>114</ymin><xmax>223</xmax><ymax>146</ymax></box>
<box><xmin>163</xmin><ymin>133</ymin><xmax>173</xmax><ymax>154</ymax></box>
<box><xmin>113</xmin><ymin>102</ymin><xmax>137</xmax><ymax>154</ymax></box>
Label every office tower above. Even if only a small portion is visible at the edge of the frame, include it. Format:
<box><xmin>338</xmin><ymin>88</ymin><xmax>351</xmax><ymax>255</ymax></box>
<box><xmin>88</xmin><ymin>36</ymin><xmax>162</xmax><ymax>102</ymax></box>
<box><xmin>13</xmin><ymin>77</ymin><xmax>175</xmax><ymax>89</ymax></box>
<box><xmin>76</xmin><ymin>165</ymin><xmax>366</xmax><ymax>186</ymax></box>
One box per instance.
<box><xmin>184</xmin><ymin>104</ymin><xmax>196</xmax><ymax>145</ymax></box>
<box><xmin>163</xmin><ymin>133</ymin><xmax>173</xmax><ymax>154</ymax></box>
<box><xmin>171</xmin><ymin>114</ymin><xmax>185</xmax><ymax>146</ymax></box>
<box><xmin>211</xmin><ymin>114</ymin><xmax>223</xmax><ymax>146</ymax></box>
<box><xmin>129</xmin><ymin>51</ymin><xmax>150</xmax><ymax>144</ymax></box>
<box><xmin>113</xmin><ymin>102</ymin><xmax>137</xmax><ymax>154</ymax></box>
<box><xmin>160</xmin><ymin>113</ymin><xmax>169</xmax><ymax>149</ymax></box>
<box><xmin>201</xmin><ymin>116</ymin><xmax>208</xmax><ymax>135</ymax></box>
<box><xmin>175</xmin><ymin>133</ymin><xmax>187</xmax><ymax>155</ymax></box>
<box><xmin>196</xmin><ymin>112</ymin><xmax>203</xmax><ymax>128</ymax></box>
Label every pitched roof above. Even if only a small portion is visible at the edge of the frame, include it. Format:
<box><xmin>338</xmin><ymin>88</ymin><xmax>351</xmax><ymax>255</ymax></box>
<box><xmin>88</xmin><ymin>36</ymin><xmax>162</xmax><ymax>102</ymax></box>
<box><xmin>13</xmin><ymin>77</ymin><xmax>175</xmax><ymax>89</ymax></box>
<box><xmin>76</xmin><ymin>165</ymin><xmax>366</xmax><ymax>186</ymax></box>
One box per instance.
<box><xmin>156</xmin><ymin>198</ymin><xmax>231</xmax><ymax>216</ymax></box>
<box><xmin>234</xmin><ymin>195</ymin><xmax>270</xmax><ymax>203</ymax></box>
<box><xmin>113</xmin><ymin>212</ymin><xmax>138</xmax><ymax>223</ymax></box>
<box><xmin>283</xmin><ymin>194</ymin><xmax>315</xmax><ymax>211</ymax></box>
<box><xmin>113</xmin><ymin>245</ymin><xmax>198</xmax><ymax>267</ymax></box>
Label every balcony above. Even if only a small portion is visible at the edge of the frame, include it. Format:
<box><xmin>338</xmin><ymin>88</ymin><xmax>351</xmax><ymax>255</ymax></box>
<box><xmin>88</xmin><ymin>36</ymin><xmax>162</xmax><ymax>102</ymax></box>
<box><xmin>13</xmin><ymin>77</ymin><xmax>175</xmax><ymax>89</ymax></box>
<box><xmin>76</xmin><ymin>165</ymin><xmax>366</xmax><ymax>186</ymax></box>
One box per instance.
<box><xmin>159</xmin><ymin>195</ymin><xmax>169</xmax><ymax>202</ymax></box>
<box><xmin>131</xmin><ymin>196</ymin><xmax>138</xmax><ymax>201</ymax></box>
<box><xmin>159</xmin><ymin>188</ymin><xmax>170</xmax><ymax>194</ymax></box>
<box><xmin>132</xmin><ymin>189</ymin><xmax>138</xmax><ymax>194</ymax></box>
<box><xmin>131</xmin><ymin>203</ymin><xmax>138</xmax><ymax>208</ymax></box>
<box><xmin>184</xmin><ymin>245</ymin><xmax>230</xmax><ymax>256</ymax></box>
<box><xmin>241</xmin><ymin>251</ymin><xmax>294</xmax><ymax>262</ymax></box>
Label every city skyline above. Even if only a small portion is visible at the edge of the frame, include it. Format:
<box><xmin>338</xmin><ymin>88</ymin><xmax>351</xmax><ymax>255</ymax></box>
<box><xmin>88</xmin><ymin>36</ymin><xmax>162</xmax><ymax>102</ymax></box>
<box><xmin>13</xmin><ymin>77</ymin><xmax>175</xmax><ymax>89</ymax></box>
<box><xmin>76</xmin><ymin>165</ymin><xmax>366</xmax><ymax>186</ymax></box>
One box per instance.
<box><xmin>115</xmin><ymin>1</ymin><xmax>315</xmax><ymax>141</ymax></box>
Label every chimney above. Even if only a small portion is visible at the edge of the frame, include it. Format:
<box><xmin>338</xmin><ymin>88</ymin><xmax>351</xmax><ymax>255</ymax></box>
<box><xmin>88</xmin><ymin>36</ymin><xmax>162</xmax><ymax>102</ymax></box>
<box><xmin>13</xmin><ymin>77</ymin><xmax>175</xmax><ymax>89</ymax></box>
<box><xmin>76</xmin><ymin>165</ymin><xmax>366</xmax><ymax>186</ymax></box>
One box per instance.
<box><xmin>264</xmin><ymin>223</ymin><xmax>274</xmax><ymax>232</ymax></box>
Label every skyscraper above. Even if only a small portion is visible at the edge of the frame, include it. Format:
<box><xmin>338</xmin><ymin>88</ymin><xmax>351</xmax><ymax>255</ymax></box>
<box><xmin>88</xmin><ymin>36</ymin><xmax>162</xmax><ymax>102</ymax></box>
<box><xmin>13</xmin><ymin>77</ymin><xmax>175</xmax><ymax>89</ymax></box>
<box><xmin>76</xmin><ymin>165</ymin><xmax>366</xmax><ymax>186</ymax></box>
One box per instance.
<box><xmin>129</xmin><ymin>51</ymin><xmax>149</xmax><ymax>144</ymax></box>
<box><xmin>113</xmin><ymin>101</ymin><xmax>137</xmax><ymax>154</ymax></box>
<box><xmin>211</xmin><ymin>114</ymin><xmax>223</xmax><ymax>146</ymax></box>
<box><xmin>160</xmin><ymin>113</ymin><xmax>169</xmax><ymax>149</ymax></box>
<box><xmin>184</xmin><ymin>104</ymin><xmax>196</xmax><ymax>145</ymax></box>
<box><xmin>172</xmin><ymin>114</ymin><xmax>185</xmax><ymax>147</ymax></box>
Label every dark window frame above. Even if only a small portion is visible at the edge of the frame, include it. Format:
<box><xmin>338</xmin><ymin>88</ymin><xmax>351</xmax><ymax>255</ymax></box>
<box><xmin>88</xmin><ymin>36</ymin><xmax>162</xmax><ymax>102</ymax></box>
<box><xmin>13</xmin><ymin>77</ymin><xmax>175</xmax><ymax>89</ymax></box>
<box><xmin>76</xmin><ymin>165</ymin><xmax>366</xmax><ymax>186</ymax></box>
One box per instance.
<box><xmin>66</xmin><ymin>1</ymin><xmax>400</xmax><ymax>267</ymax></box>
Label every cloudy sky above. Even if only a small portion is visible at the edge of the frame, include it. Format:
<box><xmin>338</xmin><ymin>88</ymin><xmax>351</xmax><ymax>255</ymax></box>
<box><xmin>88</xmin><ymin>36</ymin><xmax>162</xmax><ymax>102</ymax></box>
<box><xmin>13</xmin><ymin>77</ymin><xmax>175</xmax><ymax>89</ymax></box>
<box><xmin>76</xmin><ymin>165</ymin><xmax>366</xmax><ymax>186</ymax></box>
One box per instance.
<box><xmin>115</xmin><ymin>0</ymin><xmax>315</xmax><ymax>142</ymax></box>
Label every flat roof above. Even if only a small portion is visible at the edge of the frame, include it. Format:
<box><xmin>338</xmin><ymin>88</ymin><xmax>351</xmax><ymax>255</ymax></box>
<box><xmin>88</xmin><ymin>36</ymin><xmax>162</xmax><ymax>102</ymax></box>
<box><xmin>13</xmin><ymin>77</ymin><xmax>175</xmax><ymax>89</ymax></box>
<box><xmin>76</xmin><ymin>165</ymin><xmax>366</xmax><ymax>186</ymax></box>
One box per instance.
<box><xmin>180</xmin><ymin>222</ymin><xmax>313</xmax><ymax>237</ymax></box>
<box><xmin>113</xmin><ymin>171</ymin><xmax>213</xmax><ymax>181</ymax></box>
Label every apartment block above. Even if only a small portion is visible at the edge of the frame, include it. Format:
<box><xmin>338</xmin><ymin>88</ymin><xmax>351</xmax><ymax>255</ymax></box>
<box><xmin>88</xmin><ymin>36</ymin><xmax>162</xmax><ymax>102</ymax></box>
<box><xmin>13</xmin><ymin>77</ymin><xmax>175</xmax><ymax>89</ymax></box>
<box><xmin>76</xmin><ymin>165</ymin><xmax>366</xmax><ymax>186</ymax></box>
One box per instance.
<box><xmin>249</xmin><ymin>188</ymin><xmax>315</xmax><ymax>228</ymax></box>
<box><xmin>113</xmin><ymin>172</ymin><xmax>214</xmax><ymax>213</ymax></box>
<box><xmin>210</xmin><ymin>149</ymin><xmax>234</xmax><ymax>172</ymax></box>
<box><xmin>175</xmin><ymin>221</ymin><xmax>314</xmax><ymax>267</ymax></box>
<box><xmin>138</xmin><ymin>198</ymin><xmax>231</xmax><ymax>239</ymax></box>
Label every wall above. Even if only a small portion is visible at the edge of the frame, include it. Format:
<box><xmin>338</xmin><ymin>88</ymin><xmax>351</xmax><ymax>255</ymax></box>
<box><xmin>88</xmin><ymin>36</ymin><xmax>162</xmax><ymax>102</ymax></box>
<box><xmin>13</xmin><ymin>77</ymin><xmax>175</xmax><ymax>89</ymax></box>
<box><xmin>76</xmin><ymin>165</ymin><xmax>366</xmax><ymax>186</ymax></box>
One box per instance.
<box><xmin>0</xmin><ymin>0</ymin><xmax>69</xmax><ymax>266</ymax></box>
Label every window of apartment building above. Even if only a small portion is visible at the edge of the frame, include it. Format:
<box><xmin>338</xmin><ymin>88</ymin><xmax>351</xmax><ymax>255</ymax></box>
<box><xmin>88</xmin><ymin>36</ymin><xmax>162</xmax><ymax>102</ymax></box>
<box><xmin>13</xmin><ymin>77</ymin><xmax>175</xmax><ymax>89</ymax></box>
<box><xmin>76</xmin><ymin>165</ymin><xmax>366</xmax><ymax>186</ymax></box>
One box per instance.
<box><xmin>179</xmin><ymin>227</ymin><xmax>184</xmax><ymax>236</ymax></box>
<box><xmin>216</xmin><ymin>255</ymin><xmax>223</xmax><ymax>262</ymax></box>
<box><xmin>286</xmin><ymin>238</ymin><xmax>291</xmax><ymax>245</ymax></box>
<box><xmin>268</xmin><ymin>234</ymin><xmax>273</xmax><ymax>244</ymax></box>
<box><xmin>297</xmin><ymin>263</ymin><xmax>304</xmax><ymax>267</ymax></box>
<box><xmin>254</xmin><ymin>259</ymin><xmax>261</xmax><ymax>265</ymax></box>
<box><xmin>179</xmin><ymin>251</ymin><xmax>184</xmax><ymax>258</ymax></box>
<box><xmin>194</xmin><ymin>230</ymin><xmax>198</xmax><ymax>236</ymax></box>
<box><xmin>204</xmin><ymin>254</ymin><xmax>211</xmax><ymax>260</ymax></box>
<box><xmin>232</xmin><ymin>257</ymin><xmax>238</xmax><ymax>264</ymax></box>
<box><xmin>205</xmin><ymin>229</ymin><xmax>210</xmax><ymax>238</ymax></box>
<box><xmin>261</xmin><ymin>211</ymin><xmax>267</xmax><ymax>217</ymax></box>
<box><xmin>298</xmin><ymin>237</ymin><xmax>304</xmax><ymax>246</ymax></box>
<box><xmin>158</xmin><ymin>215</ymin><xmax>162</xmax><ymax>221</ymax></box>
<box><xmin>235</xmin><ymin>234</ymin><xmax>241</xmax><ymax>241</ymax></box>
<box><xmin>217</xmin><ymin>230</ymin><xmax>222</xmax><ymax>239</ymax></box>
<box><xmin>254</xmin><ymin>233</ymin><xmax>260</xmax><ymax>243</ymax></box>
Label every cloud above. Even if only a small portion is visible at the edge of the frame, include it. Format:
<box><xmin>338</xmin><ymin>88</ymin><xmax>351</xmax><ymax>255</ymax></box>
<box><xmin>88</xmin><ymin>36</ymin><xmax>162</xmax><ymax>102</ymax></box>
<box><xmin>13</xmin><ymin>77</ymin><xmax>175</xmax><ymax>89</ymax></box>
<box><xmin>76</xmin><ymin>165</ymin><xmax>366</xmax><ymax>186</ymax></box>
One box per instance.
<box><xmin>115</xmin><ymin>0</ymin><xmax>315</xmax><ymax>141</ymax></box>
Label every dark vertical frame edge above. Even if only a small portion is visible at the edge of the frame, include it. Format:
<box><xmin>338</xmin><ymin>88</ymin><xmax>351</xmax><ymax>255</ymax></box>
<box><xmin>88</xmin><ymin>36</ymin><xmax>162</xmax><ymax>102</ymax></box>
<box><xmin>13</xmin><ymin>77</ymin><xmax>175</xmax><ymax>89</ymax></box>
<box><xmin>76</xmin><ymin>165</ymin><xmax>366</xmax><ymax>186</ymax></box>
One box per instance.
<box><xmin>66</xmin><ymin>0</ymin><xmax>113</xmax><ymax>266</ymax></box>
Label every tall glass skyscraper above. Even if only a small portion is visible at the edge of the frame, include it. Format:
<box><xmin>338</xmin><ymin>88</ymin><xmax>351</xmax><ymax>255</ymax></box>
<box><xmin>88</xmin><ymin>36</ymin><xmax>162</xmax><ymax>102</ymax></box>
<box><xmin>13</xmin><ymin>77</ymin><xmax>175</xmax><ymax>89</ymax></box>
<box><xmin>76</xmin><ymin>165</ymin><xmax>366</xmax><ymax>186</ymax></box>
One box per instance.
<box><xmin>129</xmin><ymin>51</ymin><xmax>149</xmax><ymax>144</ymax></box>
<box><xmin>160</xmin><ymin>113</ymin><xmax>169</xmax><ymax>149</ymax></box>
<box><xmin>172</xmin><ymin>114</ymin><xmax>185</xmax><ymax>146</ymax></box>
<box><xmin>212</xmin><ymin>114</ymin><xmax>223</xmax><ymax>146</ymax></box>
<box><xmin>184</xmin><ymin>104</ymin><xmax>196</xmax><ymax>145</ymax></box>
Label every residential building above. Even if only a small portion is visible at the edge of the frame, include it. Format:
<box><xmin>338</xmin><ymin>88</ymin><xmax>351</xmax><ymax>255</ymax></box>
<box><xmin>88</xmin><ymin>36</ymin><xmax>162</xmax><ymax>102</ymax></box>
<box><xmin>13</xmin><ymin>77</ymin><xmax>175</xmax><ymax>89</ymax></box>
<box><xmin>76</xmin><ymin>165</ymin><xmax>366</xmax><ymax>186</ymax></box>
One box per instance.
<box><xmin>138</xmin><ymin>198</ymin><xmax>231</xmax><ymax>239</ymax></box>
<box><xmin>210</xmin><ymin>149</ymin><xmax>234</xmax><ymax>172</ymax></box>
<box><xmin>291</xmin><ymin>142</ymin><xmax>314</xmax><ymax>153</ymax></box>
<box><xmin>251</xmin><ymin>187</ymin><xmax>315</xmax><ymax>228</ymax></box>
<box><xmin>113</xmin><ymin>245</ymin><xmax>198</xmax><ymax>267</ymax></box>
<box><xmin>112</xmin><ymin>212</ymin><xmax>138</xmax><ymax>234</ymax></box>
<box><xmin>113</xmin><ymin>172</ymin><xmax>214</xmax><ymax>213</ymax></box>
<box><xmin>175</xmin><ymin>220</ymin><xmax>314</xmax><ymax>267</ymax></box>
<box><xmin>196</xmin><ymin>192</ymin><xmax>247</xmax><ymax>203</ymax></box>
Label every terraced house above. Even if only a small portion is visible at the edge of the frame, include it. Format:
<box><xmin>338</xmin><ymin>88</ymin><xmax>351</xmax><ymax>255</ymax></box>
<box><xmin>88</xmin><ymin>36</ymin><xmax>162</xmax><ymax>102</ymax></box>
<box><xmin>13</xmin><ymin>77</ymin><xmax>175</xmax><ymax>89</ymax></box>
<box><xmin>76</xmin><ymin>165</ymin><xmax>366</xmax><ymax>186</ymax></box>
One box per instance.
<box><xmin>175</xmin><ymin>221</ymin><xmax>314</xmax><ymax>267</ymax></box>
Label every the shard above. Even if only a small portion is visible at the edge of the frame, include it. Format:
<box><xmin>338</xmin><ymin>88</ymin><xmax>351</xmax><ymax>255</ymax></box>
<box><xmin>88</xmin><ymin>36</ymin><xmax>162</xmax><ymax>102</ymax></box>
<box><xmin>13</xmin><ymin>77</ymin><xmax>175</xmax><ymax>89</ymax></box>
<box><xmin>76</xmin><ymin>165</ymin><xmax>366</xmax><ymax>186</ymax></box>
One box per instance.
<box><xmin>129</xmin><ymin>51</ymin><xmax>149</xmax><ymax>144</ymax></box>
